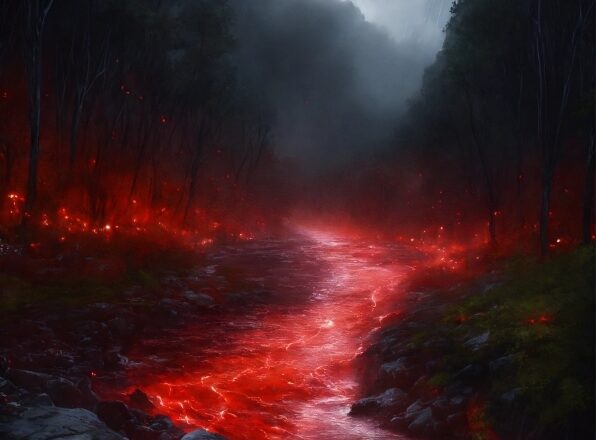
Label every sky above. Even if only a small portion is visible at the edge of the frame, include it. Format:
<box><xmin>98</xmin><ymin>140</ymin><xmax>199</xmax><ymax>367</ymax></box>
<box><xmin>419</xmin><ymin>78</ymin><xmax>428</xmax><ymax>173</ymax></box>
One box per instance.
<box><xmin>347</xmin><ymin>0</ymin><xmax>451</xmax><ymax>51</ymax></box>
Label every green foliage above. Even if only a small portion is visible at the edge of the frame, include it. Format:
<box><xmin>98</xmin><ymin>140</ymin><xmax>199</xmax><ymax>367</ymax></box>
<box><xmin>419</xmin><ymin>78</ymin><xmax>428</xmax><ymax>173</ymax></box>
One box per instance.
<box><xmin>0</xmin><ymin>273</ymin><xmax>117</xmax><ymax>313</ymax></box>
<box><xmin>0</xmin><ymin>234</ymin><xmax>199</xmax><ymax>314</ymax></box>
<box><xmin>431</xmin><ymin>247</ymin><xmax>595</xmax><ymax>433</ymax></box>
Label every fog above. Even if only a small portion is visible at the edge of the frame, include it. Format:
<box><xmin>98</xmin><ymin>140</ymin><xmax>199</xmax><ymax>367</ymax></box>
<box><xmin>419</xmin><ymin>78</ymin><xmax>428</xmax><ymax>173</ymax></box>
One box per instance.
<box><xmin>348</xmin><ymin>0</ymin><xmax>450</xmax><ymax>51</ymax></box>
<box><xmin>229</xmin><ymin>0</ymin><xmax>450</xmax><ymax>171</ymax></box>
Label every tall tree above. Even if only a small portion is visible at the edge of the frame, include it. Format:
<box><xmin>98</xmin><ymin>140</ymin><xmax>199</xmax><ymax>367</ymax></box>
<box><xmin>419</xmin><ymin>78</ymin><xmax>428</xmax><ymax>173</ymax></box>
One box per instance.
<box><xmin>22</xmin><ymin>0</ymin><xmax>54</xmax><ymax>220</ymax></box>
<box><xmin>532</xmin><ymin>0</ymin><xmax>594</xmax><ymax>255</ymax></box>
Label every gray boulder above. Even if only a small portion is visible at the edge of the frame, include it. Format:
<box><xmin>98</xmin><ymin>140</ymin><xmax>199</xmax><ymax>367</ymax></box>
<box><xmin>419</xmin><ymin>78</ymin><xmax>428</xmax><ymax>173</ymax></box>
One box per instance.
<box><xmin>464</xmin><ymin>331</ymin><xmax>490</xmax><ymax>350</ymax></box>
<box><xmin>0</xmin><ymin>405</ymin><xmax>124</xmax><ymax>440</ymax></box>
<box><xmin>380</xmin><ymin>358</ymin><xmax>408</xmax><ymax>376</ymax></box>
<box><xmin>407</xmin><ymin>407</ymin><xmax>434</xmax><ymax>433</ymax></box>
<box><xmin>489</xmin><ymin>354</ymin><xmax>515</xmax><ymax>373</ymax></box>
<box><xmin>181</xmin><ymin>429</ymin><xmax>228</xmax><ymax>440</ymax></box>
<box><xmin>183</xmin><ymin>291</ymin><xmax>215</xmax><ymax>307</ymax></box>
<box><xmin>350</xmin><ymin>388</ymin><xmax>408</xmax><ymax>414</ymax></box>
<box><xmin>500</xmin><ymin>388</ymin><xmax>521</xmax><ymax>404</ymax></box>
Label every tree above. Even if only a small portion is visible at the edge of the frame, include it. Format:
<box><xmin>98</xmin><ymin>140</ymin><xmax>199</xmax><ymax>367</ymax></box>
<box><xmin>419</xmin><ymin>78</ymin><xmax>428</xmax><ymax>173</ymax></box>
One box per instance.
<box><xmin>532</xmin><ymin>0</ymin><xmax>594</xmax><ymax>255</ymax></box>
<box><xmin>22</xmin><ymin>0</ymin><xmax>54</xmax><ymax>221</ymax></box>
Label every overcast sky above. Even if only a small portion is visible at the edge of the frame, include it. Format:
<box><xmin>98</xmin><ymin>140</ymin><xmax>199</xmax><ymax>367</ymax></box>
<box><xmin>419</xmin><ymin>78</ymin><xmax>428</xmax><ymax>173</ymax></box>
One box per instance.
<box><xmin>346</xmin><ymin>0</ymin><xmax>451</xmax><ymax>51</ymax></box>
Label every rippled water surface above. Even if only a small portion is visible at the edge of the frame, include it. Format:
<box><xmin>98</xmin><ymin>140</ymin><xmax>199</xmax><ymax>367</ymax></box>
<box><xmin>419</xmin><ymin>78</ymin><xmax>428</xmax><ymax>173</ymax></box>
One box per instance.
<box><xmin>106</xmin><ymin>228</ymin><xmax>419</xmax><ymax>439</ymax></box>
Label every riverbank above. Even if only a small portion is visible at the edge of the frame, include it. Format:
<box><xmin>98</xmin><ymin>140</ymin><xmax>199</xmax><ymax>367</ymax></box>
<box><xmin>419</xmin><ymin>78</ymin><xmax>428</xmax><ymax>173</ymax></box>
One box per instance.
<box><xmin>0</xmin><ymin>229</ymin><xmax>415</xmax><ymax>439</ymax></box>
<box><xmin>0</xmin><ymin>232</ymin><xmax>230</xmax><ymax>439</ymax></box>
<box><xmin>1</xmin><ymin>229</ymin><xmax>592</xmax><ymax>439</ymax></box>
<box><xmin>350</xmin><ymin>247</ymin><xmax>595</xmax><ymax>439</ymax></box>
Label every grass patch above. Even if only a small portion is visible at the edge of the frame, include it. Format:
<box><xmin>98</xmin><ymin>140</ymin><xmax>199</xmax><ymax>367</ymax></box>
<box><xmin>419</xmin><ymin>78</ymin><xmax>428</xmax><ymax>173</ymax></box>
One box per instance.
<box><xmin>0</xmin><ymin>231</ymin><xmax>201</xmax><ymax>314</ymax></box>
<box><xmin>430</xmin><ymin>246</ymin><xmax>595</xmax><ymax>437</ymax></box>
<box><xmin>0</xmin><ymin>273</ymin><xmax>118</xmax><ymax>312</ymax></box>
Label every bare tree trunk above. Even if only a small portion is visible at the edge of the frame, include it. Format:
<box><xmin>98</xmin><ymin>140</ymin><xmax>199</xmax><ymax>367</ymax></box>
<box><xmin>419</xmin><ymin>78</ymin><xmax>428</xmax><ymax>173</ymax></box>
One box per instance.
<box><xmin>23</xmin><ymin>0</ymin><xmax>54</xmax><ymax>222</ymax></box>
<box><xmin>0</xmin><ymin>139</ymin><xmax>12</xmax><ymax>213</ymax></box>
<box><xmin>534</xmin><ymin>0</ymin><xmax>593</xmax><ymax>255</ymax></box>
<box><xmin>69</xmin><ymin>90</ymin><xmax>83</xmax><ymax>167</ymax></box>
<box><xmin>582</xmin><ymin>134</ymin><xmax>595</xmax><ymax>244</ymax></box>
<box><xmin>539</xmin><ymin>167</ymin><xmax>553</xmax><ymax>255</ymax></box>
<box><xmin>183</xmin><ymin>114</ymin><xmax>207</xmax><ymax>225</ymax></box>
<box><xmin>463</xmin><ymin>85</ymin><xmax>499</xmax><ymax>247</ymax></box>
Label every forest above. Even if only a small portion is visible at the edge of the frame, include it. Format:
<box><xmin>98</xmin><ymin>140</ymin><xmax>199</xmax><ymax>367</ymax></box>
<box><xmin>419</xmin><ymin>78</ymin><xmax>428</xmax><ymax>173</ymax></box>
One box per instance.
<box><xmin>0</xmin><ymin>1</ymin><xmax>593</xmax><ymax>440</ymax></box>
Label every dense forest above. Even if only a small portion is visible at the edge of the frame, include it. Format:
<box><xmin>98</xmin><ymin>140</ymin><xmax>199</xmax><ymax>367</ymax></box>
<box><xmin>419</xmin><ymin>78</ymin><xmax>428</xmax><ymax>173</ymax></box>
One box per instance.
<box><xmin>336</xmin><ymin>0</ymin><xmax>594</xmax><ymax>256</ymax></box>
<box><xmin>0</xmin><ymin>0</ymin><xmax>283</xmax><ymax>240</ymax></box>
<box><xmin>2</xmin><ymin>0</ymin><xmax>592</xmax><ymax>254</ymax></box>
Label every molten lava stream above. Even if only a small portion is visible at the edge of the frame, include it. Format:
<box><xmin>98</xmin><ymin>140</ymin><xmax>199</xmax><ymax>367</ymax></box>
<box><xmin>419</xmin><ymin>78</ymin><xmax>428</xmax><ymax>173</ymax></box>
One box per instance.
<box><xmin>104</xmin><ymin>228</ymin><xmax>417</xmax><ymax>439</ymax></box>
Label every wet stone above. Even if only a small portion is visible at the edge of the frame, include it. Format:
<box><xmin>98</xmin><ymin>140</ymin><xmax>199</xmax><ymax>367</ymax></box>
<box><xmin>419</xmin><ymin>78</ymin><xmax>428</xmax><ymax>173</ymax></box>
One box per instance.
<box><xmin>407</xmin><ymin>407</ymin><xmax>434</xmax><ymax>434</ymax></box>
<box><xmin>181</xmin><ymin>429</ymin><xmax>229</xmax><ymax>440</ymax></box>
<box><xmin>96</xmin><ymin>400</ymin><xmax>132</xmax><ymax>432</ymax></box>
<box><xmin>380</xmin><ymin>358</ymin><xmax>408</xmax><ymax>376</ymax></box>
<box><xmin>464</xmin><ymin>331</ymin><xmax>490</xmax><ymax>350</ymax></box>
<box><xmin>129</xmin><ymin>388</ymin><xmax>154</xmax><ymax>412</ymax></box>
<box><xmin>489</xmin><ymin>354</ymin><xmax>515</xmax><ymax>373</ymax></box>
<box><xmin>183</xmin><ymin>291</ymin><xmax>215</xmax><ymax>307</ymax></box>
<box><xmin>453</xmin><ymin>364</ymin><xmax>483</xmax><ymax>381</ymax></box>
<box><xmin>0</xmin><ymin>405</ymin><xmax>124</xmax><ymax>440</ymax></box>
<box><xmin>46</xmin><ymin>377</ymin><xmax>84</xmax><ymax>408</ymax></box>
<box><xmin>350</xmin><ymin>388</ymin><xmax>408</xmax><ymax>414</ymax></box>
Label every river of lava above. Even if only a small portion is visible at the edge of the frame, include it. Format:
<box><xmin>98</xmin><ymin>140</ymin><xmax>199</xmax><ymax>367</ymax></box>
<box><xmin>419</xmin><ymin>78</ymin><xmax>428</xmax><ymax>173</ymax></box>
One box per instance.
<box><xmin>100</xmin><ymin>227</ymin><xmax>419</xmax><ymax>439</ymax></box>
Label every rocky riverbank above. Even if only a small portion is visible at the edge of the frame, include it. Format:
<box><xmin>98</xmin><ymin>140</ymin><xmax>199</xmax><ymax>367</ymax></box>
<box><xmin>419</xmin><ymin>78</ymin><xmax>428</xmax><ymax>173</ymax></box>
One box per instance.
<box><xmin>350</xmin><ymin>248</ymin><xmax>595</xmax><ymax>440</ymax></box>
<box><xmin>349</xmin><ymin>273</ymin><xmax>498</xmax><ymax>439</ymax></box>
<box><xmin>0</xmin><ymin>239</ymin><xmax>232</xmax><ymax>440</ymax></box>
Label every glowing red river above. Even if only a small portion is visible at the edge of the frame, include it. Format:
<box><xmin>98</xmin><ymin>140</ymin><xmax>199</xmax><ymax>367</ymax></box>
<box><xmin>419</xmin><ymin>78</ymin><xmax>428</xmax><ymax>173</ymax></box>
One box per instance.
<box><xmin>103</xmin><ymin>227</ymin><xmax>418</xmax><ymax>439</ymax></box>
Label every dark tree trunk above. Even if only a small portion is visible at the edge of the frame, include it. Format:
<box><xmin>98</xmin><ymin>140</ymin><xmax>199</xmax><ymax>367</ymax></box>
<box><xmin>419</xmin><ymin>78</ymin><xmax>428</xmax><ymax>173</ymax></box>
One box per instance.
<box><xmin>582</xmin><ymin>134</ymin><xmax>595</xmax><ymax>244</ymax></box>
<box><xmin>463</xmin><ymin>85</ymin><xmax>499</xmax><ymax>247</ymax></box>
<box><xmin>534</xmin><ymin>0</ymin><xmax>592</xmax><ymax>255</ymax></box>
<box><xmin>183</xmin><ymin>114</ymin><xmax>207</xmax><ymax>225</ymax></box>
<box><xmin>69</xmin><ymin>91</ymin><xmax>83</xmax><ymax>167</ymax></box>
<box><xmin>23</xmin><ymin>0</ymin><xmax>53</xmax><ymax>222</ymax></box>
<box><xmin>539</xmin><ymin>168</ymin><xmax>553</xmax><ymax>256</ymax></box>
<box><xmin>488</xmin><ymin>206</ymin><xmax>497</xmax><ymax>247</ymax></box>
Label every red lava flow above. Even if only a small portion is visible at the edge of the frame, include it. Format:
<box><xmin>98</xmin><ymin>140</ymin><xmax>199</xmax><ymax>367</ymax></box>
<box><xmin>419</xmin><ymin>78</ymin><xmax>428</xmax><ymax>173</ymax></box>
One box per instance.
<box><xmin>102</xmin><ymin>227</ymin><xmax>419</xmax><ymax>439</ymax></box>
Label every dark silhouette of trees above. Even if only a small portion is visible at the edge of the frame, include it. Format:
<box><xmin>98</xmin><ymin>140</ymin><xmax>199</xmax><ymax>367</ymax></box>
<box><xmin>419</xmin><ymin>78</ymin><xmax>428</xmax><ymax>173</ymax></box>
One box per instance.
<box><xmin>400</xmin><ymin>0</ymin><xmax>594</xmax><ymax>253</ymax></box>
<box><xmin>0</xmin><ymin>0</ymin><xmax>274</xmax><ymax>230</ymax></box>
<box><xmin>22</xmin><ymin>0</ymin><xmax>54</xmax><ymax>221</ymax></box>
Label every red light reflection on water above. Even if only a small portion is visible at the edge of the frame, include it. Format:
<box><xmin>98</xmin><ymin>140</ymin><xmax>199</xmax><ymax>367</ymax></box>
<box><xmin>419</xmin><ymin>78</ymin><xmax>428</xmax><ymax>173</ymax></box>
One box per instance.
<box><xmin>100</xmin><ymin>226</ymin><xmax>417</xmax><ymax>439</ymax></box>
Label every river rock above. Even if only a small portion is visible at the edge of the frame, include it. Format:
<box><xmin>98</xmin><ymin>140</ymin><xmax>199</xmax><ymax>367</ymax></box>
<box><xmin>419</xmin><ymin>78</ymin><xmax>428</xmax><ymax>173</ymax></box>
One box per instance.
<box><xmin>182</xmin><ymin>429</ymin><xmax>228</xmax><ymax>440</ymax></box>
<box><xmin>22</xmin><ymin>393</ymin><xmax>54</xmax><ymax>407</ymax></box>
<box><xmin>449</xmin><ymin>395</ymin><xmax>468</xmax><ymax>408</ymax></box>
<box><xmin>77</xmin><ymin>376</ymin><xmax>100</xmax><ymax>410</ymax></box>
<box><xmin>489</xmin><ymin>354</ymin><xmax>515</xmax><ymax>373</ymax></box>
<box><xmin>108</xmin><ymin>316</ymin><xmax>135</xmax><ymax>337</ymax></box>
<box><xmin>0</xmin><ymin>405</ymin><xmax>124</xmax><ymax>440</ymax></box>
<box><xmin>103</xmin><ymin>351</ymin><xmax>129</xmax><ymax>370</ymax></box>
<box><xmin>129</xmin><ymin>388</ymin><xmax>154</xmax><ymax>411</ymax></box>
<box><xmin>380</xmin><ymin>358</ymin><xmax>408</xmax><ymax>376</ymax></box>
<box><xmin>453</xmin><ymin>364</ymin><xmax>483</xmax><ymax>381</ymax></box>
<box><xmin>46</xmin><ymin>377</ymin><xmax>84</xmax><ymax>407</ymax></box>
<box><xmin>96</xmin><ymin>400</ymin><xmax>132</xmax><ymax>431</ymax></box>
<box><xmin>155</xmin><ymin>298</ymin><xmax>185</xmax><ymax>321</ymax></box>
<box><xmin>500</xmin><ymin>388</ymin><xmax>521</xmax><ymax>404</ymax></box>
<box><xmin>350</xmin><ymin>388</ymin><xmax>408</xmax><ymax>414</ymax></box>
<box><xmin>446</xmin><ymin>411</ymin><xmax>465</xmax><ymax>426</ymax></box>
<box><xmin>407</xmin><ymin>407</ymin><xmax>434</xmax><ymax>434</ymax></box>
<box><xmin>464</xmin><ymin>331</ymin><xmax>490</xmax><ymax>350</ymax></box>
<box><xmin>0</xmin><ymin>356</ymin><xmax>8</xmax><ymax>375</ymax></box>
<box><xmin>404</xmin><ymin>399</ymin><xmax>426</xmax><ymax>421</ymax></box>
<box><xmin>0</xmin><ymin>377</ymin><xmax>17</xmax><ymax>394</ymax></box>
<box><xmin>183</xmin><ymin>291</ymin><xmax>215</xmax><ymax>307</ymax></box>
<box><xmin>5</xmin><ymin>369</ymin><xmax>53</xmax><ymax>392</ymax></box>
